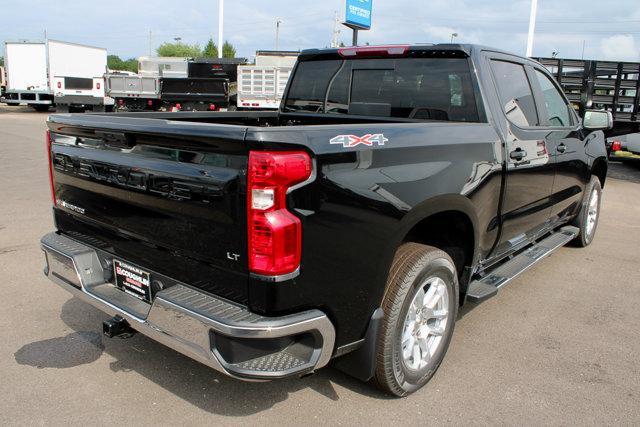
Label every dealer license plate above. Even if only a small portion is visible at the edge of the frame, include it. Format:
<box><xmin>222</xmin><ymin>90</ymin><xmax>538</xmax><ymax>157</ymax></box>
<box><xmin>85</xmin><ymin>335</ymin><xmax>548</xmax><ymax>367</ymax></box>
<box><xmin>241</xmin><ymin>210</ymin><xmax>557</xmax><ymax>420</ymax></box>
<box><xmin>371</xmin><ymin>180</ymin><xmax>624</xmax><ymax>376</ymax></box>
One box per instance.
<box><xmin>113</xmin><ymin>259</ymin><xmax>152</xmax><ymax>303</ymax></box>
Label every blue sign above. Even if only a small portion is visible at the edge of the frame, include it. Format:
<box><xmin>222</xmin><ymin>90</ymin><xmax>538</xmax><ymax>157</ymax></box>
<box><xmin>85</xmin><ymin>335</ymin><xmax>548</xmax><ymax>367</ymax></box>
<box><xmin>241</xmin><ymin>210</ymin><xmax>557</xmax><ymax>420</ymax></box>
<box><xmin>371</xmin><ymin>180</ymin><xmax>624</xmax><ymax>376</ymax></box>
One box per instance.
<box><xmin>345</xmin><ymin>0</ymin><xmax>372</xmax><ymax>30</ymax></box>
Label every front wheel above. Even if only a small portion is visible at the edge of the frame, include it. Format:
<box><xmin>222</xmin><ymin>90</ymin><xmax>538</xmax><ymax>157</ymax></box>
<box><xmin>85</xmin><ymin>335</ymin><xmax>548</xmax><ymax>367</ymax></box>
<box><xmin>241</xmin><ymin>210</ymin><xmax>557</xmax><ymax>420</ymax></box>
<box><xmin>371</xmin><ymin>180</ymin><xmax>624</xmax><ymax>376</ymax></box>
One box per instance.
<box><xmin>374</xmin><ymin>243</ymin><xmax>458</xmax><ymax>396</ymax></box>
<box><xmin>572</xmin><ymin>175</ymin><xmax>602</xmax><ymax>247</ymax></box>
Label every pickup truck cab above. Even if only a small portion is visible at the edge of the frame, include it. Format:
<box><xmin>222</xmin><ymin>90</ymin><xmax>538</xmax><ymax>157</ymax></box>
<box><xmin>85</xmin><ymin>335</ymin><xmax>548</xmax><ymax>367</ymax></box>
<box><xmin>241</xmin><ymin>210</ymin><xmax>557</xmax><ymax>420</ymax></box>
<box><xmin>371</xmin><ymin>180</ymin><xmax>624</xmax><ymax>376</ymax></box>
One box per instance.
<box><xmin>41</xmin><ymin>44</ymin><xmax>610</xmax><ymax>396</ymax></box>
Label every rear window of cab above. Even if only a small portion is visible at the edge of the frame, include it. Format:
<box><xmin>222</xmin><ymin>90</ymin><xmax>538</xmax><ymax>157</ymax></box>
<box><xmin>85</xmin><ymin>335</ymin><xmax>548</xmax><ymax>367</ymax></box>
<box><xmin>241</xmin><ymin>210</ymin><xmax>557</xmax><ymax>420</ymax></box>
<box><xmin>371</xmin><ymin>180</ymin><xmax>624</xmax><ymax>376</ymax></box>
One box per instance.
<box><xmin>284</xmin><ymin>56</ymin><xmax>482</xmax><ymax>122</ymax></box>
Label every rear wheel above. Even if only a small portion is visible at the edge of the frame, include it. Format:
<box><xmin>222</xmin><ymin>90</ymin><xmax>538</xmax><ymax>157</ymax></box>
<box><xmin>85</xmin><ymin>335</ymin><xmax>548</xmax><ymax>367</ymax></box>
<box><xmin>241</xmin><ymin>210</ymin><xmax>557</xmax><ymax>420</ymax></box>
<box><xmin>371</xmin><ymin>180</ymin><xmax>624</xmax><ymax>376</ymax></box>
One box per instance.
<box><xmin>572</xmin><ymin>175</ymin><xmax>602</xmax><ymax>247</ymax></box>
<box><xmin>374</xmin><ymin>243</ymin><xmax>458</xmax><ymax>396</ymax></box>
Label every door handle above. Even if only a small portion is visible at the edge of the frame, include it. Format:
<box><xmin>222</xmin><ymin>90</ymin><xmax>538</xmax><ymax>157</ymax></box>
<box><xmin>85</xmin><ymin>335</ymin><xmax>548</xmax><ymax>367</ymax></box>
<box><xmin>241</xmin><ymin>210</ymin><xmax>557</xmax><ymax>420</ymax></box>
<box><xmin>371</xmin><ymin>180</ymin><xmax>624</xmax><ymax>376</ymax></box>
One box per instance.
<box><xmin>510</xmin><ymin>148</ymin><xmax>527</xmax><ymax>161</ymax></box>
<box><xmin>557</xmin><ymin>143</ymin><xmax>567</xmax><ymax>153</ymax></box>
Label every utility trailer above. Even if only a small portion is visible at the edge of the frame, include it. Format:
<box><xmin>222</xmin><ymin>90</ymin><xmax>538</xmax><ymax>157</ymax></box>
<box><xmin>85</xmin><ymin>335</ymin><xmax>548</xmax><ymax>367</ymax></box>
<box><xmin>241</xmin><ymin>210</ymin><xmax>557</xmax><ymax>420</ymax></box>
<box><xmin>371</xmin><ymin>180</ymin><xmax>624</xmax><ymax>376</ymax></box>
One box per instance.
<box><xmin>0</xmin><ymin>40</ymin><xmax>109</xmax><ymax>112</ymax></box>
<box><xmin>105</xmin><ymin>74</ymin><xmax>160</xmax><ymax>111</ymax></box>
<box><xmin>188</xmin><ymin>58</ymin><xmax>247</xmax><ymax>108</ymax></box>
<box><xmin>159</xmin><ymin>77</ymin><xmax>229</xmax><ymax>111</ymax></box>
<box><xmin>535</xmin><ymin>57</ymin><xmax>640</xmax><ymax>136</ymax></box>
<box><xmin>237</xmin><ymin>65</ymin><xmax>292</xmax><ymax>109</ymax></box>
<box><xmin>236</xmin><ymin>51</ymin><xmax>297</xmax><ymax>110</ymax></box>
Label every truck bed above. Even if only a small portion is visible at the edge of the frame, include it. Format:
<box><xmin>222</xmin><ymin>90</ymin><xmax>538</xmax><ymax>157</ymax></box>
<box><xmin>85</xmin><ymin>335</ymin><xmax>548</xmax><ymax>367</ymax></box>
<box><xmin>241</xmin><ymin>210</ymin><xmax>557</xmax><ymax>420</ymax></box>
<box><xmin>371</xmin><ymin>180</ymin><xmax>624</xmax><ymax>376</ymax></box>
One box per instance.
<box><xmin>47</xmin><ymin>110</ymin><xmax>499</xmax><ymax>331</ymax></box>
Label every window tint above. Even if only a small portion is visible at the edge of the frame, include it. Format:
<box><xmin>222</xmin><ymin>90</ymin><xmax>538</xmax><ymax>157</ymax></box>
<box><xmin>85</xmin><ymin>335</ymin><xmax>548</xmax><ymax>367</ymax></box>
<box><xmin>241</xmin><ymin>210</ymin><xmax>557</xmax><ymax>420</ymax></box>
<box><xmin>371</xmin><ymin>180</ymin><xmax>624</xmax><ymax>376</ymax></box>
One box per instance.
<box><xmin>491</xmin><ymin>60</ymin><xmax>538</xmax><ymax>127</ymax></box>
<box><xmin>534</xmin><ymin>69</ymin><xmax>572</xmax><ymax>127</ymax></box>
<box><xmin>284</xmin><ymin>57</ymin><xmax>481</xmax><ymax>122</ymax></box>
<box><xmin>284</xmin><ymin>60</ymin><xmax>342</xmax><ymax>112</ymax></box>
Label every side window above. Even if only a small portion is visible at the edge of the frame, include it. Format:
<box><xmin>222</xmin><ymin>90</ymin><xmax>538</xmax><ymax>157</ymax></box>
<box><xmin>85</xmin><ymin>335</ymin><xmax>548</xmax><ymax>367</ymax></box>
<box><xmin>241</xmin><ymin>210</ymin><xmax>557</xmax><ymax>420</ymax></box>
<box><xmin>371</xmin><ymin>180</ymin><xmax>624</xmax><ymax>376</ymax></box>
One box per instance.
<box><xmin>534</xmin><ymin>69</ymin><xmax>572</xmax><ymax>127</ymax></box>
<box><xmin>490</xmin><ymin>60</ymin><xmax>538</xmax><ymax>127</ymax></box>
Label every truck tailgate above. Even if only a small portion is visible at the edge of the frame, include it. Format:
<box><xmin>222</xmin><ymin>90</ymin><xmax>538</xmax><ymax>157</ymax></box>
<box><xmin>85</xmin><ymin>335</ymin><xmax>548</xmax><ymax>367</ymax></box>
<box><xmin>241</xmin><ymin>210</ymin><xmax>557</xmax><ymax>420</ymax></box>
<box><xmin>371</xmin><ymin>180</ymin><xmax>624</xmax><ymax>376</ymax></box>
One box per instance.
<box><xmin>47</xmin><ymin>115</ymin><xmax>249</xmax><ymax>304</ymax></box>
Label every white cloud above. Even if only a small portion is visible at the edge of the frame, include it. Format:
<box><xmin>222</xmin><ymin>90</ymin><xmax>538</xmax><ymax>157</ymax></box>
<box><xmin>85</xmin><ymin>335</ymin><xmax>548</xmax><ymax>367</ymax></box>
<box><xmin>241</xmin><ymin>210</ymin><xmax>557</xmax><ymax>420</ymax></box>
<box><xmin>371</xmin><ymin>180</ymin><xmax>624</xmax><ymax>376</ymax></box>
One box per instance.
<box><xmin>600</xmin><ymin>35</ymin><xmax>640</xmax><ymax>61</ymax></box>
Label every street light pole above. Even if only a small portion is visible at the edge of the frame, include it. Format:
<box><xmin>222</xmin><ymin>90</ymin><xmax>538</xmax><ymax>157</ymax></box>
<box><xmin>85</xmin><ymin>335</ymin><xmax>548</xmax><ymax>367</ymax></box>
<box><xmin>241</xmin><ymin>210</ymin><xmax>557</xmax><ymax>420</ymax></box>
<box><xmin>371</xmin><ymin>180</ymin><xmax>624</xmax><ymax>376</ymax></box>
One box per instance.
<box><xmin>218</xmin><ymin>0</ymin><xmax>224</xmax><ymax>58</ymax></box>
<box><xmin>450</xmin><ymin>33</ymin><xmax>458</xmax><ymax>43</ymax></box>
<box><xmin>526</xmin><ymin>0</ymin><xmax>538</xmax><ymax>57</ymax></box>
<box><xmin>275</xmin><ymin>18</ymin><xmax>282</xmax><ymax>51</ymax></box>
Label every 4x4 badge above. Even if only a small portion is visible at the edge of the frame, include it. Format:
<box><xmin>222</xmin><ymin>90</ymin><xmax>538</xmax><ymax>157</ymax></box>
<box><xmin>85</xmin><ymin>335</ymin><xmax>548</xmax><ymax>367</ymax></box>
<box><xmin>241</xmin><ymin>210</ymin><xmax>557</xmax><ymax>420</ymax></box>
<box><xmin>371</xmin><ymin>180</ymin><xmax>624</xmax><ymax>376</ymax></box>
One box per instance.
<box><xmin>330</xmin><ymin>133</ymin><xmax>388</xmax><ymax>148</ymax></box>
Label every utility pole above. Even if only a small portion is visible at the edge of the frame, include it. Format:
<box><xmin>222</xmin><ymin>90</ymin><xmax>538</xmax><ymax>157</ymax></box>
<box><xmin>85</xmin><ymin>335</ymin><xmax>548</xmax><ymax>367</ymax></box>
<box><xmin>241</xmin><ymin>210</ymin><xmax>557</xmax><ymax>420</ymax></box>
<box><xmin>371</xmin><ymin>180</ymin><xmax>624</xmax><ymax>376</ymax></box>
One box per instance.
<box><xmin>275</xmin><ymin>18</ymin><xmax>282</xmax><ymax>51</ymax></box>
<box><xmin>581</xmin><ymin>40</ymin><xmax>586</xmax><ymax>59</ymax></box>
<box><xmin>331</xmin><ymin>11</ymin><xmax>341</xmax><ymax>48</ymax></box>
<box><xmin>148</xmin><ymin>30</ymin><xmax>152</xmax><ymax>56</ymax></box>
<box><xmin>218</xmin><ymin>0</ymin><xmax>224</xmax><ymax>58</ymax></box>
<box><xmin>526</xmin><ymin>0</ymin><xmax>538</xmax><ymax>57</ymax></box>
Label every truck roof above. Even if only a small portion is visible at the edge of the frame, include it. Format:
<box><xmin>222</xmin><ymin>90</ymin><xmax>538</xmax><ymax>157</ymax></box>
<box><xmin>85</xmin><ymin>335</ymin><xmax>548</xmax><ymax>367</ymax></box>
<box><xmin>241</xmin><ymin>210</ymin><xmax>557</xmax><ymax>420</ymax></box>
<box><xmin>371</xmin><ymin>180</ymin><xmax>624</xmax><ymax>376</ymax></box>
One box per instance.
<box><xmin>298</xmin><ymin>43</ymin><xmax>531</xmax><ymax>63</ymax></box>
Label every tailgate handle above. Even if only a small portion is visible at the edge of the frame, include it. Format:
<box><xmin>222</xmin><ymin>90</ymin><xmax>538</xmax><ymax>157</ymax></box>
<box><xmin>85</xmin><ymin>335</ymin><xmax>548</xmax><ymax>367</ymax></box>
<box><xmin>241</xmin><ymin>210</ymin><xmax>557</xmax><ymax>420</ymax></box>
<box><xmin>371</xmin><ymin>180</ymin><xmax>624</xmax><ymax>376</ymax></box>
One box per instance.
<box><xmin>510</xmin><ymin>148</ymin><xmax>527</xmax><ymax>161</ymax></box>
<box><xmin>95</xmin><ymin>131</ymin><xmax>136</xmax><ymax>149</ymax></box>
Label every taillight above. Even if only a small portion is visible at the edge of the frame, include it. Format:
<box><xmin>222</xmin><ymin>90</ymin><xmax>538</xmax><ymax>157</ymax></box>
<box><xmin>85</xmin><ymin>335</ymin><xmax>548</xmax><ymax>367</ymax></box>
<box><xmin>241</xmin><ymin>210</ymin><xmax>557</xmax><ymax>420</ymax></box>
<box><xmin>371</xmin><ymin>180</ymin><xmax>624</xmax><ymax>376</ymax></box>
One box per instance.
<box><xmin>247</xmin><ymin>151</ymin><xmax>312</xmax><ymax>277</ymax></box>
<box><xmin>46</xmin><ymin>130</ymin><xmax>56</xmax><ymax>207</ymax></box>
<box><xmin>611</xmin><ymin>140</ymin><xmax>622</xmax><ymax>151</ymax></box>
<box><xmin>96</xmin><ymin>82</ymin><xmax>101</xmax><ymax>90</ymax></box>
<box><xmin>57</xmin><ymin>81</ymin><xmax>62</xmax><ymax>89</ymax></box>
<box><xmin>209</xmin><ymin>104</ymin><xmax>216</xmax><ymax>111</ymax></box>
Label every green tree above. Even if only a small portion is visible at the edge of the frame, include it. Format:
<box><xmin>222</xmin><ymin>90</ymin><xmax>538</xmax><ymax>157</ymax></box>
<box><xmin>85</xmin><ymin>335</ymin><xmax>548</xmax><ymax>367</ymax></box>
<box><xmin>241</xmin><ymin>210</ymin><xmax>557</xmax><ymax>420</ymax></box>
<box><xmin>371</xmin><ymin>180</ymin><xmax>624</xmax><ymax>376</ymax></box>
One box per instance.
<box><xmin>0</xmin><ymin>56</ymin><xmax>4</xmax><ymax>67</ymax></box>
<box><xmin>156</xmin><ymin>42</ymin><xmax>201</xmax><ymax>57</ymax></box>
<box><xmin>222</xmin><ymin>41</ymin><xmax>237</xmax><ymax>58</ymax></box>
<box><xmin>202</xmin><ymin>38</ymin><xmax>218</xmax><ymax>58</ymax></box>
<box><xmin>107</xmin><ymin>55</ymin><xmax>138</xmax><ymax>73</ymax></box>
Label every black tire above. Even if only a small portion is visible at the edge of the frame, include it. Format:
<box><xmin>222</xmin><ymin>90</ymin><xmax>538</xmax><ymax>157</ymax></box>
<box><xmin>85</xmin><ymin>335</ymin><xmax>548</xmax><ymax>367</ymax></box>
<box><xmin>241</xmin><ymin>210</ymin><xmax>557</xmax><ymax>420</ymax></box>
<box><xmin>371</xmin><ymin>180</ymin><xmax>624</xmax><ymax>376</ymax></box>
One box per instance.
<box><xmin>572</xmin><ymin>175</ymin><xmax>602</xmax><ymax>247</ymax></box>
<box><xmin>374</xmin><ymin>243</ymin><xmax>458</xmax><ymax>396</ymax></box>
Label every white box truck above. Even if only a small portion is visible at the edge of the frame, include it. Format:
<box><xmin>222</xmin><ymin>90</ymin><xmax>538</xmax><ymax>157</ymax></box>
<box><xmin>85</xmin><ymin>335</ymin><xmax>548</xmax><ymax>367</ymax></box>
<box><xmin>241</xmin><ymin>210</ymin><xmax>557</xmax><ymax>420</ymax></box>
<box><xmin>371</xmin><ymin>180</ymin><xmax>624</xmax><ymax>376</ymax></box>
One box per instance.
<box><xmin>0</xmin><ymin>66</ymin><xmax>6</xmax><ymax>96</ymax></box>
<box><xmin>1</xmin><ymin>41</ymin><xmax>52</xmax><ymax>109</ymax></box>
<box><xmin>49</xmin><ymin>40</ymin><xmax>110</xmax><ymax>112</ymax></box>
<box><xmin>1</xmin><ymin>40</ymin><xmax>109</xmax><ymax>112</ymax></box>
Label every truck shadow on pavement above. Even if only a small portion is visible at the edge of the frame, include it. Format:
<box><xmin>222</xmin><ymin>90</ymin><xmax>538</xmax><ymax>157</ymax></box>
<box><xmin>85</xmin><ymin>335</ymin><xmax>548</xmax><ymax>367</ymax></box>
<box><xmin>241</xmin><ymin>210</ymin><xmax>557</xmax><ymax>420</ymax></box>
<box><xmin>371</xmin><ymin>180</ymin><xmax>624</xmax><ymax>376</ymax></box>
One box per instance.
<box><xmin>14</xmin><ymin>330</ymin><xmax>104</xmax><ymax>369</ymax></box>
<box><xmin>14</xmin><ymin>297</ymin><xmax>391</xmax><ymax>415</ymax></box>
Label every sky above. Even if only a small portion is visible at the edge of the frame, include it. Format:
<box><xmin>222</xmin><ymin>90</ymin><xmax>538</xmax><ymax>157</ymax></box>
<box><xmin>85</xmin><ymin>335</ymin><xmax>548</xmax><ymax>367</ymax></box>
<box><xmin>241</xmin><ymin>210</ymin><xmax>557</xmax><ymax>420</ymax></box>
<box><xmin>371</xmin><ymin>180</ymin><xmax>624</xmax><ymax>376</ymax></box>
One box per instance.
<box><xmin>1</xmin><ymin>0</ymin><xmax>639</xmax><ymax>62</ymax></box>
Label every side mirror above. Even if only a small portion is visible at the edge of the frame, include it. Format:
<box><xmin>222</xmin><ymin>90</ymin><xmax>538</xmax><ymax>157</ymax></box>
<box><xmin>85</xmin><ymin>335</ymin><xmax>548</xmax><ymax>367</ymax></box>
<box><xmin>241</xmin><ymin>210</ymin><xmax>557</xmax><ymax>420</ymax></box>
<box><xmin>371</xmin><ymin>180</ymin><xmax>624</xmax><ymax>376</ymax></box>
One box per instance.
<box><xmin>583</xmin><ymin>110</ymin><xmax>613</xmax><ymax>130</ymax></box>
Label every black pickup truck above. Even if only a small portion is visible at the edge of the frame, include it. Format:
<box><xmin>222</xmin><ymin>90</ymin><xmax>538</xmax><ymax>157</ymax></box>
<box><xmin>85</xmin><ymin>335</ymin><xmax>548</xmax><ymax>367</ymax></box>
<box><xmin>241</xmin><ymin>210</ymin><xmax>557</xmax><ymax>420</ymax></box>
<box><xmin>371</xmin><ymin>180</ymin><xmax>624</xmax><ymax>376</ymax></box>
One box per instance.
<box><xmin>41</xmin><ymin>44</ymin><xmax>611</xmax><ymax>396</ymax></box>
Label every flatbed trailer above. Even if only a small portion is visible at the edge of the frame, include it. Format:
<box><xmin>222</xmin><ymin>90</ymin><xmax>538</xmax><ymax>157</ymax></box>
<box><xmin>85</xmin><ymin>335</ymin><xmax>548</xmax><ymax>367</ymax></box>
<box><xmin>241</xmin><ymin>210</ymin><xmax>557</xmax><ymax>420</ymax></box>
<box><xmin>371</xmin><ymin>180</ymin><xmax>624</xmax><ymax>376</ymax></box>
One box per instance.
<box><xmin>535</xmin><ymin>57</ymin><xmax>640</xmax><ymax>136</ymax></box>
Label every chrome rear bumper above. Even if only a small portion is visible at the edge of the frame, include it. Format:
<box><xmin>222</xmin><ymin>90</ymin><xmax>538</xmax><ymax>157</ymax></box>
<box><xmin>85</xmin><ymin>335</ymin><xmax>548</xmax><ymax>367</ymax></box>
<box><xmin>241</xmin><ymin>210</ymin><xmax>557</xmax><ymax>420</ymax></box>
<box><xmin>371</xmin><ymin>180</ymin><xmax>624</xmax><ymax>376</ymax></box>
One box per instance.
<box><xmin>40</xmin><ymin>232</ymin><xmax>335</xmax><ymax>380</ymax></box>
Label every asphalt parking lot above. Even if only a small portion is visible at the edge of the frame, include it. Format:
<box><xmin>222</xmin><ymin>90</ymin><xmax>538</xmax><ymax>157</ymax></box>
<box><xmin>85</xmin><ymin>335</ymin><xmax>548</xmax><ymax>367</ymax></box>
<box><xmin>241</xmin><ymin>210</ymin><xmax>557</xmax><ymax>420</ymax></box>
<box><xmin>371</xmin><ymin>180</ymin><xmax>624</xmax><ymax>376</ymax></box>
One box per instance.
<box><xmin>1</xmin><ymin>105</ymin><xmax>639</xmax><ymax>425</ymax></box>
